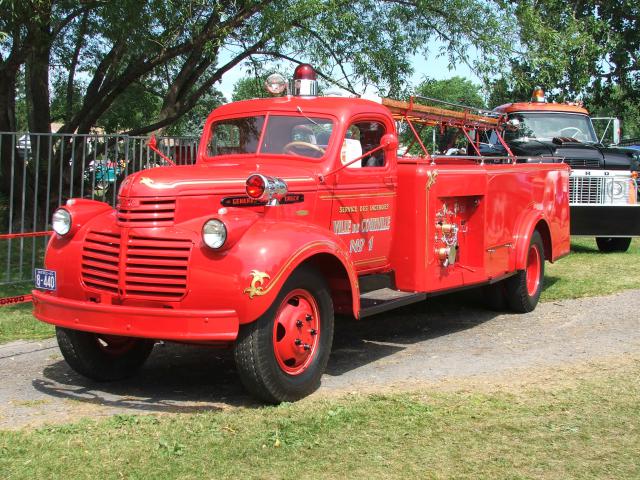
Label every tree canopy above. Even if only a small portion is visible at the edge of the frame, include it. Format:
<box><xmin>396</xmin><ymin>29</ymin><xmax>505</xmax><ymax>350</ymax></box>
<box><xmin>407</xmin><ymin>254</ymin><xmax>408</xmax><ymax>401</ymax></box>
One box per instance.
<box><xmin>490</xmin><ymin>0</ymin><xmax>639</xmax><ymax>137</ymax></box>
<box><xmin>0</xmin><ymin>0</ymin><xmax>514</xmax><ymax>137</ymax></box>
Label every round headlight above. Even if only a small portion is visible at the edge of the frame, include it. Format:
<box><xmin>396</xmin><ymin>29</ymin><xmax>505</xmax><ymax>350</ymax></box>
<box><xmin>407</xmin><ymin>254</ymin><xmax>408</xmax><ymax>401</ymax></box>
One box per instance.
<box><xmin>202</xmin><ymin>219</ymin><xmax>227</xmax><ymax>249</ymax></box>
<box><xmin>611</xmin><ymin>181</ymin><xmax>625</xmax><ymax>198</ymax></box>
<box><xmin>52</xmin><ymin>208</ymin><xmax>72</xmax><ymax>236</ymax></box>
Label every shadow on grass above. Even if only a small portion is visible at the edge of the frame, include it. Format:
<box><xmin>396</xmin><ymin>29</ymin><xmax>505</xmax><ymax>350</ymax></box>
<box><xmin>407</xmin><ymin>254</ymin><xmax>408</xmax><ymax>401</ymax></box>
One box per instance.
<box><xmin>541</xmin><ymin>275</ymin><xmax>560</xmax><ymax>293</ymax></box>
<box><xmin>31</xmin><ymin>288</ymin><xmax>501</xmax><ymax>412</ymax></box>
<box><xmin>570</xmin><ymin>242</ymin><xmax>599</xmax><ymax>254</ymax></box>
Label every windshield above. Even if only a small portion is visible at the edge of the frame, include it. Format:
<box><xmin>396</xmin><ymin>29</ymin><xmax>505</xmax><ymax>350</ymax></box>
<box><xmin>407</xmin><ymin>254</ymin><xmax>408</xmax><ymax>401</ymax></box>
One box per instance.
<box><xmin>207</xmin><ymin>114</ymin><xmax>334</xmax><ymax>159</ymax></box>
<box><xmin>503</xmin><ymin>112</ymin><xmax>597</xmax><ymax>143</ymax></box>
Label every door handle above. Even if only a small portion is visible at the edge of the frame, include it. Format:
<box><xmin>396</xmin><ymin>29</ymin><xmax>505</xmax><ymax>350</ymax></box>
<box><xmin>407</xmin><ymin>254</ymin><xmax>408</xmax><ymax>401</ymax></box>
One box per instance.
<box><xmin>383</xmin><ymin>176</ymin><xmax>395</xmax><ymax>186</ymax></box>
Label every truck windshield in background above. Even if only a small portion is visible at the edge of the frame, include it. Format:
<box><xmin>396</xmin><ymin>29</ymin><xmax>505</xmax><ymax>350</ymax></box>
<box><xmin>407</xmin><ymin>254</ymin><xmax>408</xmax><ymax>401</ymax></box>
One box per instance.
<box><xmin>206</xmin><ymin>114</ymin><xmax>334</xmax><ymax>159</ymax></box>
<box><xmin>503</xmin><ymin>112</ymin><xmax>598</xmax><ymax>143</ymax></box>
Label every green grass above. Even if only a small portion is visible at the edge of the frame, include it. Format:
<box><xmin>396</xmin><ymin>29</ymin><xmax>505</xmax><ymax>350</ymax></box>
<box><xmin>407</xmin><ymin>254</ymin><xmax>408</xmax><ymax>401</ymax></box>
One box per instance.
<box><xmin>542</xmin><ymin>237</ymin><xmax>640</xmax><ymax>301</ymax></box>
<box><xmin>0</xmin><ymin>237</ymin><xmax>639</xmax><ymax>344</ymax></box>
<box><xmin>0</xmin><ymin>282</ymin><xmax>53</xmax><ymax>344</ymax></box>
<box><xmin>1</xmin><ymin>360</ymin><xmax>638</xmax><ymax>479</ymax></box>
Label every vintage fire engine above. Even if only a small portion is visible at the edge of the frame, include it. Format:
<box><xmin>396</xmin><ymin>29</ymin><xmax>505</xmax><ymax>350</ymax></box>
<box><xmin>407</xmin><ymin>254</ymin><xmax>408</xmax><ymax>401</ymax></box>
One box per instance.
<box><xmin>484</xmin><ymin>88</ymin><xmax>640</xmax><ymax>252</ymax></box>
<box><xmin>32</xmin><ymin>65</ymin><xmax>570</xmax><ymax>403</ymax></box>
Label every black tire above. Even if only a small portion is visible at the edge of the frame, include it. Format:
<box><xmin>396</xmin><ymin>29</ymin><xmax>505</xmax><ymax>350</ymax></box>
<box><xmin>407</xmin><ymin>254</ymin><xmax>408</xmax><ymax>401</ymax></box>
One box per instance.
<box><xmin>482</xmin><ymin>280</ymin><xmax>508</xmax><ymax>311</ymax></box>
<box><xmin>233</xmin><ymin>265</ymin><xmax>334</xmax><ymax>403</ymax></box>
<box><xmin>595</xmin><ymin>237</ymin><xmax>631</xmax><ymax>253</ymax></box>
<box><xmin>505</xmin><ymin>230</ymin><xmax>545</xmax><ymax>313</ymax></box>
<box><xmin>56</xmin><ymin>327</ymin><xmax>154</xmax><ymax>381</ymax></box>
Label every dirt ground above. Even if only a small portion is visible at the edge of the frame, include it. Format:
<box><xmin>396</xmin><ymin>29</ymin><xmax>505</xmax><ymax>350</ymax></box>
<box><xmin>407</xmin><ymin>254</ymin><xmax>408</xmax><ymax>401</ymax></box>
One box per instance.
<box><xmin>1</xmin><ymin>289</ymin><xmax>639</xmax><ymax>429</ymax></box>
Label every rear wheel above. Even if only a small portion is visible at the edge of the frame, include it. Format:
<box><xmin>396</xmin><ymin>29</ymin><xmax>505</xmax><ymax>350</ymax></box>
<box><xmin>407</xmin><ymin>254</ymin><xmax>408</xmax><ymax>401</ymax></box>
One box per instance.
<box><xmin>234</xmin><ymin>265</ymin><xmax>334</xmax><ymax>403</ymax></box>
<box><xmin>505</xmin><ymin>231</ymin><xmax>545</xmax><ymax>313</ymax></box>
<box><xmin>595</xmin><ymin>237</ymin><xmax>631</xmax><ymax>253</ymax></box>
<box><xmin>56</xmin><ymin>327</ymin><xmax>154</xmax><ymax>381</ymax></box>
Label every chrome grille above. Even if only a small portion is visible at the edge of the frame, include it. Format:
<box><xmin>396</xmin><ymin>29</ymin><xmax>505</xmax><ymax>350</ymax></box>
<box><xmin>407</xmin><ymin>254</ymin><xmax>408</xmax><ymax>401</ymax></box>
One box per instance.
<box><xmin>569</xmin><ymin>176</ymin><xmax>606</xmax><ymax>204</ymax></box>
<box><xmin>81</xmin><ymin>231</ymin><xmax>120</xmax><ymax>294</ymax></box>
<box><xmin>117</xmin><ymin>198</ymin><xmax>176</xmax><ymax>226</ymax></box>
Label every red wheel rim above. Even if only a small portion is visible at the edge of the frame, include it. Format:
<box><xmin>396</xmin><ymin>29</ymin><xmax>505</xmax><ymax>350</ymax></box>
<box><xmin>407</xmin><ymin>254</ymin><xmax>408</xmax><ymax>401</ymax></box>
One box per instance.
<box><xmin>526</xmin><ymin>244</ymin><xmax>541</xmax><ymax>297</ymax></box>
<box><xmin>272</xmin><ymin>289</ymin><xmax>320</xmax><ymax>375</ymax></box>
<box><xmin>95</xmin><ymin>334</ymin><xmax>137</xmax><ymax>356</ymax></box>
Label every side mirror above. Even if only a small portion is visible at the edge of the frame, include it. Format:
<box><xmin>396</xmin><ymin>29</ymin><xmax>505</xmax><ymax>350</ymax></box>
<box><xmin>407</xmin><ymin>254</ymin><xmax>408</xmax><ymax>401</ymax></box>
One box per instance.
<box><xmin>380</xmin><ymin>133</ymin><xmax>399</xmax><ymax>151</ymax></box>
<box><xmin>612</xmin><ymin>118</ymin><xmax>621</xmax><ymax>145</ymax></box>
<box><xmin>505</xmin><ymin>118</ymin><xmax>520</xmax><ymax>131</ymax></box>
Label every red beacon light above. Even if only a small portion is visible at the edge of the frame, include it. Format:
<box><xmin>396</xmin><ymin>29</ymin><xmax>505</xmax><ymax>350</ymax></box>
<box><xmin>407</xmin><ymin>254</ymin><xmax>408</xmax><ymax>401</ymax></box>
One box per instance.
<box><xmin>292</xmin><ymin>63</ymin><xmax>318</xmax><ymax>96</ymax></box>
<box><xmin>531</xmin><ymin>87</ymin><xmax>546</xmax><ymax>103</ymax></box>
<box><xmin>246</xmin><ymin>174</ymin><xmax>288</xmax><ymax>205</ymax></box>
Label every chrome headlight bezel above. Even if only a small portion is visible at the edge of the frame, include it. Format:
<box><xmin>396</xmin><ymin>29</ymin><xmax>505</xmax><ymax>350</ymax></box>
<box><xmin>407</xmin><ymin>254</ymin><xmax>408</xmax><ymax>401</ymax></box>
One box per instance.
<box><xmin>202</xmin><ymin>219</ymin><xmax>227</xmax><ymax>249</ymax></box>
<box><xmin>52</xmin><ymin>208</ymin><xmax>72</xmax><ymax>236</ymax></box>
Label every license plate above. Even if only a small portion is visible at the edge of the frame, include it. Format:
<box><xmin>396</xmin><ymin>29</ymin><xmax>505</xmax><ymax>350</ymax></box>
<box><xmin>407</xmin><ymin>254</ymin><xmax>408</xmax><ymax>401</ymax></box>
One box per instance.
<box><xmin>35</xmin><ymin>268</ymin><xmax>56</xmax><ymax>291</ymax></box>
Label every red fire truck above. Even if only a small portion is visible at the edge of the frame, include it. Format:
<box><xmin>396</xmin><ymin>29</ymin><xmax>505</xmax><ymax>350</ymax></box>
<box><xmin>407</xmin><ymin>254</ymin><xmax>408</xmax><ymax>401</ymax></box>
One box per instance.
<box><xmin>32</xmin><ymin>65</ymin><xmax>570</xmax><ymax>403</ymax></box>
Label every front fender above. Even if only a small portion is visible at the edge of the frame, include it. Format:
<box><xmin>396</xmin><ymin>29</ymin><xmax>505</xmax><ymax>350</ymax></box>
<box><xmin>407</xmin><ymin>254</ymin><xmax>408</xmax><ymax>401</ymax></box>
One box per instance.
<box><xmin>232</xmin><ymin>219</ymin><xmax>360</xmax><ymax>323</ymax></box>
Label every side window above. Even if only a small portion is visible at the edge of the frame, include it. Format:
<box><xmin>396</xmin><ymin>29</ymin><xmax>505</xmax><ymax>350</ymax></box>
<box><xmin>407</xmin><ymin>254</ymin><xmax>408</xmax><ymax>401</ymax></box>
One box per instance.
<box><xmin>341</xmin><ymin>121</ymin><xmax>386</xmax><ymax>168</ymax></box>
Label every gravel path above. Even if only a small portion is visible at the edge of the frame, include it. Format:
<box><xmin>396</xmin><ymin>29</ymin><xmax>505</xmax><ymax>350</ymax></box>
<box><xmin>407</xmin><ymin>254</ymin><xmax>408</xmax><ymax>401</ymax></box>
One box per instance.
<box><xmin>1</xmin><ymin>289</ymin><xmax>639</xmax><ymax>429</ymax></box>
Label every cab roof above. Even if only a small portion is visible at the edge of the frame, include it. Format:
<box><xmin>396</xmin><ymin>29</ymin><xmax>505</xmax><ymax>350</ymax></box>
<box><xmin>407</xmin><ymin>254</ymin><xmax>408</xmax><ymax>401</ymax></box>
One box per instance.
<box><xmin>208</xmin><ymin>95</ymin><xmax>391</xmax><ymax>124</ymax></box>
<box><xmin>494</xmin><ymin>101</ymin><xmax>589</xmax><ymax>115</ymax></box>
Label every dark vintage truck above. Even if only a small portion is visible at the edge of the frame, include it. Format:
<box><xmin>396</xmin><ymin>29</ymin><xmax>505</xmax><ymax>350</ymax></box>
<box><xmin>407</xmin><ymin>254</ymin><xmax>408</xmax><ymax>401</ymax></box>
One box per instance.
<box><xmin>481</xmin><ymin>88</ymin><xmax>640</xmax><ymax>252</ymax></box>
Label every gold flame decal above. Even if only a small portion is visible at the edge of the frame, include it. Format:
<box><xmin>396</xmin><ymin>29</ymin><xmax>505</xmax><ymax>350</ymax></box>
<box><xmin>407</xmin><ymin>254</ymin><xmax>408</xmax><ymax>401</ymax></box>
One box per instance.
<box><xmin>243</xmin><ymin>270</ymin><xmax>271</xmax><ymax>298</ymax></box>
<box><xmin>426</xmin><ymin>170</ymin><xmax>438</xmax><ymax>190</ymax></box>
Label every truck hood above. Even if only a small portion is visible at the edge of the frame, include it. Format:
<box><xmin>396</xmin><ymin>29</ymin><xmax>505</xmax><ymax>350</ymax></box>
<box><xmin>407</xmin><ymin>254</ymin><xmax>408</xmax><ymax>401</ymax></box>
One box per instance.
<box><xmin>119</xmin><ymin>162</ymin><xmax>319</xmax><ymax>198</ymax></box>
<box><xmin>505</xmin><ymin>140</ymin><xmax>635</xmax><ymax>170</ymax></box>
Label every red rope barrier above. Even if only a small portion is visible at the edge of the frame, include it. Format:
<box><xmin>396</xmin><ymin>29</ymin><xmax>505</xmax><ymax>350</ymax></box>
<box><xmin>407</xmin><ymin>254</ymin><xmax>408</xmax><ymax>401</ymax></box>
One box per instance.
<box><xmin>0</xmin><ymin>294</ymin><xmax>33</xmax><ymax>307</ymax></box>
<box><xmin>0</xmin><ymin>231</ymin><xmax>52</xmax><ymax>240</ymax></box>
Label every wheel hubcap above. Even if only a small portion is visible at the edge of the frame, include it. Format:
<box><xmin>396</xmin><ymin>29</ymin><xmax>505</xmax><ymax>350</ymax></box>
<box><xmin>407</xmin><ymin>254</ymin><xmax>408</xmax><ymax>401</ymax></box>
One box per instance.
<box><xmin>526</xmin><ymin>244</ymin><xmax>541</xmax><ymax>297</ymax></box>
<box><xmin>272</xmin><ymin>289</ymin><xmax>320</xmax><ymax>375</ymax></box>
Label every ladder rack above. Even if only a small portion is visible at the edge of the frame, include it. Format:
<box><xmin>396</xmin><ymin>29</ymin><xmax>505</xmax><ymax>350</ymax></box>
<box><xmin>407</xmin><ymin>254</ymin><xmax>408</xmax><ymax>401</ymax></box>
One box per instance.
<box><xmin>381</xmin><ymin>96</ymin><xmax>514</xmax><ymax>161</ymax></box>
<box><xmin>381</xmin><ymin>97</ymin><xmax>502</xmax><ymax>129</ymax></box>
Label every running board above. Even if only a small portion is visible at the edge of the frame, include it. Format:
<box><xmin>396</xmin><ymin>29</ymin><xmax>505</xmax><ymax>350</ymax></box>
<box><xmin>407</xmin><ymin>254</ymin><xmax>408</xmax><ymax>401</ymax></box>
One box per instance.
<box><xmin>359</xmin><ymin>288</ymin><xmax>426</xmax><ymax>318</ymax></box>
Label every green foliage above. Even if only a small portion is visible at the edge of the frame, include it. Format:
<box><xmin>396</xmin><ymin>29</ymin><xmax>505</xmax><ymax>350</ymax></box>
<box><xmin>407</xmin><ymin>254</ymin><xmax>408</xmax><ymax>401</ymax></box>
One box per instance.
<box><xmin>232</xmin><ymin>73</ymin><xmax>278</xmax><ymax>102</ymax></box>
<box><xmin>165</xmin><ymin>90</ymin><xmax>225</xmax><ymax>136</ymax></box>
<box><xmin>402</xmin><ymin>76</ymin><xmax>485</xmax><ymax>153</ymax></box>
<box><xmin>415</xmin><ymin>76</ymin><xmax>485</xmax><ymax>108</ymax></box>
<box><xmin>497</xmin><ymin>0</ymin><xmax>640</xmax><ymax>136</ymax></box>
<box><xmin>1</xmin><ymin>0</ymin><xmax>517</xmax><ymax>138</ymax></box>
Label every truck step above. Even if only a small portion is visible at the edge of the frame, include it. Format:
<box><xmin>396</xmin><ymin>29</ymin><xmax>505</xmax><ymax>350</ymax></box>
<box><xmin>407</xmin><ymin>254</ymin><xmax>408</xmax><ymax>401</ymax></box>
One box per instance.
<box><xmin>359</xmin><ymin>288</ymin><xmax>426</xmax><ymax>318</ymax></box>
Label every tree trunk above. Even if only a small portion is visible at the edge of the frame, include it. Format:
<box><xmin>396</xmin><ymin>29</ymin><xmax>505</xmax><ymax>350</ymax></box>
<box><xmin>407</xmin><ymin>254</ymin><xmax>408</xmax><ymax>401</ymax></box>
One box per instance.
<box><xmin>0</xmin><ymin>71</ymin><xmax>18</xmax><ymax>214</ymax></box>
<box><xmin>25</xmin><ymin>44</ymin><xmax>52</xmax><ymax>134</ymax></box>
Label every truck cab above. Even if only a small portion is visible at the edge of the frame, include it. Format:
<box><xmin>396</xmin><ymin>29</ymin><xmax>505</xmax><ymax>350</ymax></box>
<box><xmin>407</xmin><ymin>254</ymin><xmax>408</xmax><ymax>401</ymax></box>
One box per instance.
<box><xmin>33</xmin><ymin>67</ymin><xmax>570</xmax><ymax>403</ymax></box>
<box><xmin>484</xmin><ymin>89</ymin><xmax>640</xmax><ymax>252</ymax></box>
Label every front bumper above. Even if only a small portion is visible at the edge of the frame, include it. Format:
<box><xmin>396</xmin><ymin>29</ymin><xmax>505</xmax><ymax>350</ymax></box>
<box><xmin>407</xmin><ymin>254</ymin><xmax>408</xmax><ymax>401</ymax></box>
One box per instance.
<box><xmin>570</xmin><ymin>205</ymin><xmax>640</xmax><ymax>236</ymax></box>
<box><xmin>32</xmin><ymin>290</ymin><xmax>239</xmax><ymax>342</ymax></box>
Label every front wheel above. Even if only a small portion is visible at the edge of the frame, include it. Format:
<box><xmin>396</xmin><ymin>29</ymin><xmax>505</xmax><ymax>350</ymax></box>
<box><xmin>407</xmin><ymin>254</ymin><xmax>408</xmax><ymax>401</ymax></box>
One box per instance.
<box><xmin>233</xmin><ymin>265</ymin><xmax>334</xmax><ymax>403</ymax></box>
<box><xmin>56</xmin><ymin>327</ymin><xmax>154</xmax><ymax>381</ymax></box>
<box><xmin>505</xmin><ymin>230</ymin><xmax>545</xmax><ymax>313</ymax></box>
<box><xmin>596</xmin><ymin>237</ymin><xmax>631</xmax><ymax>253</ymax></box>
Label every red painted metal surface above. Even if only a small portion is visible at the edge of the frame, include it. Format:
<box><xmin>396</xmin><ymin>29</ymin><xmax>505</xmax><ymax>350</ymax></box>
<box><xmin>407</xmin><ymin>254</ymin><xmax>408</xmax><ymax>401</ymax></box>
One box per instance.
<box><xmin>272</xmin><ymin>289</ymin><xmax>320</xmax><ymax>375</ymax></box>
<box><xmin>0</xmin><ymin>231</ymin><xmax>52</xmax><ymax>239</ymax></box>
<box><xmin>32</xmin><ymin>94</ymin><xmax>570</xmax><ymax>342</ymax></box>
<box><xmin>494</xmin><ymin>101</ymin><xmax>589</xmax><ymax>115</ymax></box>
<box><xmin>0</xmin><ymin>294</ymin><xmax>33</xmax><ymax>307</ymax></box>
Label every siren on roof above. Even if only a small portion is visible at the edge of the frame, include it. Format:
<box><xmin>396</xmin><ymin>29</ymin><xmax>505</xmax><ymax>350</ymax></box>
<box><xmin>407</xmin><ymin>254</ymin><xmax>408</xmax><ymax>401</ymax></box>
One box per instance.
<box><xmin>292</xmin><ymin>64</ymin><xmax>318</xmax><ymax>96</ymax></box>
<box><xmin>531</xmin><ymin>87</ymin><xmax>546</xmax><ymax>103</ymax></box>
